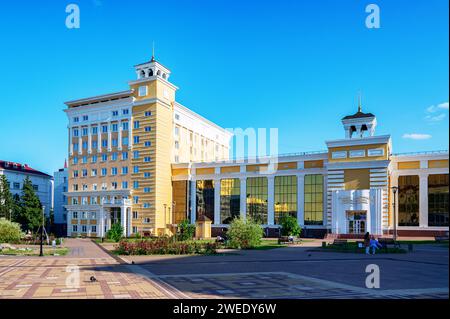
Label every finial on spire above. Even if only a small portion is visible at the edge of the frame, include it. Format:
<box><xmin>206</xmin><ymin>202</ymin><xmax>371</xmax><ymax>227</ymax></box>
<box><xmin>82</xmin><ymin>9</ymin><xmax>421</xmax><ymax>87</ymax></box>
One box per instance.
<box><xmin>151</xmin><ymin>41</ymin><xmax>155</xmax><ymax>62</ymax></box>
<box><xmin>357</xmin><ymin>91</ymin><xmax>362</xmax><ymax>113</ymax></box>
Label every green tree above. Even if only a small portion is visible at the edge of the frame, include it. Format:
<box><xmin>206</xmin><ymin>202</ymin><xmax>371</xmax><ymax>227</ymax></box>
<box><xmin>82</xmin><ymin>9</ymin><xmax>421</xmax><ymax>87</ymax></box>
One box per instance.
<box><xmin>106</xmin><ymin>223</ymin><xmax>124</xmax><ymax>242</ymax></box>
<box><xmin>0</xmin><ymin>175</ymin><xmax>14</xmax><ymax>220</ymax></box>
<box><xmin>176</xmin><ymin>219</ymin><xmax>196</xmax><ymax>241</ymax></box>
<box><xmin>228</xmin><ymin>217</ymin><xmax>263</xmax><ymax>249</ymax></box>
<box><xmin>0</xmin><ymin>218</ymin><xmax>24</xmax><ymax>243</ymax></box>
<box><xmin>279</xmin><ymin>215</ymin><xmax>302</xmax><ymax>237</ymax></box>
<box><xmin>15</xmin><ymin>177</ymin><xmax>42</xmax><ymax>232</ymax></box>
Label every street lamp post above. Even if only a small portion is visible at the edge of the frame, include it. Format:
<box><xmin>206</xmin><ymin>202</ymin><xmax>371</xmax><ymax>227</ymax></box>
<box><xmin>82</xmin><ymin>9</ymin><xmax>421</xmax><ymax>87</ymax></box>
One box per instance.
<box><xmin>391</xmin><ymin>186</ymin><xmax>398</xmax><ymax>242</ymax></box>
<box><xmin>39</xmin><ymin>206</ymin><xmax>45</xmax><ymax>257</ymax></box>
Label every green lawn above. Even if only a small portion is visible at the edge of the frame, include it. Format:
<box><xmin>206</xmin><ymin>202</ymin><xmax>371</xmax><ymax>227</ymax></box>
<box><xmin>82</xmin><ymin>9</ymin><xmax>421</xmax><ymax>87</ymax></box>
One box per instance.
<box><xmin>0</xmin><ymin>247</ymin><xmax>69</xmax><ymax>256</ymax></box>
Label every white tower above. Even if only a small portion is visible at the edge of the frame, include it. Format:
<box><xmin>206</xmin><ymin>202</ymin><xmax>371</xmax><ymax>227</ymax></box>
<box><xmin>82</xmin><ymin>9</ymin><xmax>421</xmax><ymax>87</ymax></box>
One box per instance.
<box><xmin>341</xmin><ymin>96</ymin><xmax>377</xmax><ymax>139</ymax></box>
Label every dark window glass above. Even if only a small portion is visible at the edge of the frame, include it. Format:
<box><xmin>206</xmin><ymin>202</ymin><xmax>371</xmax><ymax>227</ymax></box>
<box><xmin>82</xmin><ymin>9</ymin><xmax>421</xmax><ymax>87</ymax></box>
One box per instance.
<box><xmin>196</xmin><ymin>180</ymin><xmax>215</xmax><ymax>221</ymax></box>
<box><xmin>246</xmin><ymin>177</ymin><xmax>268</xmax><ymax>224</ymax></box>
<box><xmin>274</xmin><ymin>176</ymin><xmax>297</xmax><ymax>224</ymax></box>
<box><xmin>398</xmin><ymin>175</ymin><xmax>419</xmax><ymax>226</ymax></box>
<box><xmin>428</xmin><ymin>174</ymin><xmax>449</xmax><ymax>226</ymax></box>
<box><xmin>220</xmin><ymin>179</ymin><xmax>240</xmax><ymax>224</ymax></box>
<box><xmin>304</xmin><ymin>174</ymin><xmax>323</xmax><ymax>225</ymax></box>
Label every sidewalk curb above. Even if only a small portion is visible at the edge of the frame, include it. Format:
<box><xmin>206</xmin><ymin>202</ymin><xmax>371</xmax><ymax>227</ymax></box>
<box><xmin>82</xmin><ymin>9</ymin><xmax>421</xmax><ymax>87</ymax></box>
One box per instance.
<box><xmin>90</xmin><ymin>240</ymin><xmax>127</xmax><ymax>265</ymax></box>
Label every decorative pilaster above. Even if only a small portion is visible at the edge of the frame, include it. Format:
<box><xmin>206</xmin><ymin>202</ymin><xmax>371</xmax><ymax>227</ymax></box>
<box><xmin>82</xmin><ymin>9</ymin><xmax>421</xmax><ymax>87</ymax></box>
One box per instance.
<box><xmin>107</xmin><ymin>122</ymin><xmax>112</xmax><ymax>152</ymax></box>
<box><xmin>190</xmin><ymin>180</ymin><xmax>197</xmax><ymax>224</ymax></box>
<box><xmin>214</xmin><ymin>178</ymin><xmax>221</xmax><ymax>225</ymax></box>
<box><xmin>240</xmin><ymin>177</ymin><xmax>247</xmax><ymax>220</ymax></box>
<box><xmin>118</xmin><ymin>121</ymin><xmax>123</xmax><ymax>151</ymax></box>
<box><xmin>419</xmin><ymin>174</ymin><xmax>428</xmax><ymax>228</ymax></box>
<box><xmin>97</xmin><ymin>125</ymin><xmax>102</xmax><ymax>152</ymax></box>
<box><xmin>297</xmin><ymin>174</ymin><xmax>305</xmax><ymax>225</ymax></box>
<box><xmin>87</xmin><ymin>124</ymin><xmax>92</xmax><ymax>154</ymax></box>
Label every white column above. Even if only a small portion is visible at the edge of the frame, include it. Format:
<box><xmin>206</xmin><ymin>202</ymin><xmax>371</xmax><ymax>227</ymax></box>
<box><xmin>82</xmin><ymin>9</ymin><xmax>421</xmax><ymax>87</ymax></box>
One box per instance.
<box><xmin>267</xmin><ymin>176</ymin><xmax>275</xmax><ymax>225</ymax></box>
<box><xmin>69</xmin><ymin>127</ymin><xmax>73</xmax><ymax>156</ymax></box>
<box><xmin>97</xmin><ymin>125</ymin><xmax>102</xmax><ymax>152</ymax></box>
<box><xmin>297</xmin><ymin>174</ymin><xmax>305</xmax><ymax>226</ymax></box>
<box><xmin>190</xmin><ymin>180</ymin><xmax>197</xmax><ymax>224</ymax></box>
<box><xmin>214</xmin><ymin>178</ymin><xmax>221</xmax><ymax>225</ymax></box>
<box><xmin>87</xmin><ymin>125</ymin><xmax>92</xmax><ymax>154</ymax></box>
<box><xmin>118</xmin><ymin>121</ymin><xmax>123</xmax><ymax>151</ymax></box>
<box><xmin>419</xmin><ymin>174</ymin><xmax>428</xmax><ymax>228</ymax></box>
<box><xmin>128</xmin><ymin>121</ymin><xmax>133</xmax><ymax>150</ymax></box>
<box><xmin>121</xmin><ymin>205</ymin><xmax>127</xmax><ymax>236</ymax></box>
<box><xmin>78</xmin><ymin>134</ymin><xmax>82</xmax><ymax>155</ymax></box>
<box><xmin>99</xmin><ymin>207</ymin><xmax>104</xmax><ymax>237</ymax></box>
<box><xmin>107</xmin><ymin>122</ymin><xmax>112</xmax><ymax>152</ymax></box>
<box><xmin>240</xmin><ymin>177</ymin><xmax>247</xmax><ymax>220</ymax></box>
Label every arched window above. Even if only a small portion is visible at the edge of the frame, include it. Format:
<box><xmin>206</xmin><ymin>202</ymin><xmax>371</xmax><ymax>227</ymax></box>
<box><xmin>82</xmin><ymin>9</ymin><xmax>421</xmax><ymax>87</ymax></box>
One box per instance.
<box><xmin>148</xmin><ymin>69</ymin><xmax>153</xmax><ymax>76</ymax></box>
<box><xmin>140</xmin><ymin>70</ymin><xmax>145</xmax><ymax>78</ymax></box>
<box><xmin>162</xmin><ymin>73</ymin><xmax>167</xmax><ymax>79</ymax></box>
<box><xmin>157</xmin><ymin>70</ymin><xmax>161</xmax><ymax>76</ymax></box>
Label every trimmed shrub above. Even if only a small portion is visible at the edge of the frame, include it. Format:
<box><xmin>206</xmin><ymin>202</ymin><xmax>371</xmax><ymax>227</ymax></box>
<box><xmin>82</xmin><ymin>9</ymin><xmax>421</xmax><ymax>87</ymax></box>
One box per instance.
<box><xmin>279</xmin><ymin>215</ymin><xmax>302</xmax><ymax>237</ymax></box>
<box><xmin>106</xmin><ymin>223</ymin><xmax>123</xmax><ymax>242</ymax></box>
<box><xmin>0</xmin><ymin>218</ymin><xmax>24</xmax><ymax>243</ymax></box>
<box><xmin>227</xmin><ymin>217</ymin><xmax>263</xmax><ymax>249</ymax></box>
<box><xmin>115</xmin><ymin>237</ymin><xmax>217</xmax><ymax>255</ymax></box>
<box><xmin>177</xmin><ymin>219</ymin><xmax>196</xmax><ymax>241</ymax></box>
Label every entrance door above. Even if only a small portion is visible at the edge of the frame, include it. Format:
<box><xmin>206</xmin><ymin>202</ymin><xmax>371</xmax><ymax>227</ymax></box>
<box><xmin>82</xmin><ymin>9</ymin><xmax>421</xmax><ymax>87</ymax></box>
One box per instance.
<box><xmin>346</xmin><ymin>210</ymin><xmax>367</xmax><ymax>234</ymax></box>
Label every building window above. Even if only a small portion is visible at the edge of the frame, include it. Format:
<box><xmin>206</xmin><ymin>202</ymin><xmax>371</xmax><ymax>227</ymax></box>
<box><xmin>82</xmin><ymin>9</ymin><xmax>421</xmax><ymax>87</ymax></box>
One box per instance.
<box><xmin>111</xmin><ymin>152</ymin><xmax>118</xmax><ymax>161</ymax></box>
<box><xmin>220</xmin><ymin>179</ymin><xmax>240</xmax><ymax>224</ymax></box>
<box><xmin>112</xmin><ymin>123</ymin><xmax>118</xmax><ymax>132</ymax></box>
<box><xmin>122</xmin><ymin>181</ymin><xmax>128</xmax><ymax>189</ymax></box>
<box><xmin>73</xmin><ymin>143</ymin><xmax>79</xmax><ymax>151</ymax></box>
<box><xmin>349</xmin><ymin>150</ymin><xmax>365</xmax><ymax>158</ymax></box>
<box><xmin>274</xmin><ymin>176</ymin><xmax>297</xmax><ymax>225</ymax></box>
<box><xmin>82</xmin><ymin>141</ymin><xmax>88</xmax><ymax>149</ymax></box>
<box><xmin>398</xmin><ymin>175</ymin><xmax>420</xmax><ymax>226</ymax></box>
<box><xmin>112</xmin><ymin>110</ymin><xmax>119</xmax><ymax>117</ymax></box>
<box><xmin>111</xmin><ymin>182</ymin><xmax>118</xmax><ymax>190</ymax></box>
<box><xmin>73</xmin><ymin>185</ymin><xmax>78</xmax><ymax>192</ymax></box>
<box><xmin>122</xmin><ymin>166</ymin><xmax>128</xmax><ymax>174</ymax></box>
<box><xmin>122</xmin><ymin>122</ymin><xmax>129</xmax><ymax>131</ymax></box>
<box><xmin>144</xmin><ymin>141</ymin><xmax>151</xmax><ymax>147</ymax></box>
<box><xmin>111</xmin><ymin>167</ymin><xmax>118</xmax><ymax>176</ymax></box>
<box><xmin>92</xmin><ymin>126</ymin><xmax>98</xmax><ymax>134</ymax></box>
<box><xmin>91</xmin><ymin>155</ymin><xmax>97</xmax><ymax>163</ymax></box>
<box><xmin>175</xmin><ymin>114</ymin><xmax>180</xmax><ymax>120</ymax></box>
<box><xmin>331</xmin><ymin>151</ymin><xmax>347</xmax><ymax>159</ymax></box>
<box><xmin>134</xmin><ymin>121</ymin><xmax>140</xmax><ymax>129</ymax></box>
<box><xmin>174</xmin><ymin>155</ymin><xmax>179</xmax><ymax>163</ymax></box>
<box><xmin>101</xmin><ymin>154</ymin><xmax>108</xmax><ymax>162</ymax></box>
<box><xmin>304</xmin><ymin>175</ymin><xmax>323</xmax><ymax>225</ymax></box>
<box><xmin>368</xmin><ymin>148</ymin><xmax>384</xmax><ymax>157</ymax></box>
<box><xmin>428</xmin><ymin>174</ymin><xmax>449</xmax><ymax>226</ymax></box>
<box><xmin>246</xmin><ymin>177</ymin><xmax>268</xmax><ymax>224</ymax></box>
<box><xmin>144</xmin><ymin>172</ymin><xmax>151</xmax><ymax>178</ymax></box>
<box><xmin>91</xmin><ymin>169</ymin><xmax>97</xmax><ymax>176</ymax></box>
<box><xmin>138</xmin><ymin>86</ymin><xmax>148</xmax><ymax>97</ymax></box>
<box><xmin>82</xmin><ymin>115</ymin><xmax>88</xmax><ymax>121</ymax></box>
<box><xmin>73</xmin><ymin>157</ymin><xmax>78</xmax><ymax>164</ymax></box>
<box><xmin>73</xmin><ymin>117</ymin><xmax>79</xmax><ymax>123</ymax></box>
<box><xmin>73</xmin><ymin>170</ymin><xmax>79</xmax><ymax>178</ymax></box>
<box><xmin>133</xmin><ymin>181</ymin><xmax>139</xmax><ymax>189</ymax></box>
<box><xmin>133</xmin><ymin>196</ymin><xmax>139</xmax><ymax>204</ymax></box>
<box><xmin>72</xmin><ymin>225</ymin><xmax>78</xmax><ymax>232</ymax></box>
<box><xmin>92</xmin><ymin>141</ymin><xmax>98</xmax><ymax>149</ymax></box>
<box><xmin>133</xmin><ymin>166</ymin><xmax>139</xmax><ymax>174</ymax></box>
<box><xmin>32</xmin><ymin>185</ymin><xmax>39</xmax><ymax>191</ymax></box>
<box><xmin>143</xmin><ymin>203</ymin><xmax>150</xmax><ymax>208</ymax></box>
<box><xmin>82</xmin><ymin>156</ymin><xmax>87</xmax><ymax>164</ymax></box>
<box><xmin>196</xmin><ymin>180</ymin><xmax>215</xmax><ymax>221</ymax></box>
<box><xmin>91</xmin><ymin>226</ymin><xmax>97</xmax><ymax>233</ymax></box>
<box><xmin>133</xmin><ymin>151</ymin><xmax>140</xmax><ymax>159</ymax></box>
<box><xmin>174</xmin><ymin>127</ymin><xmax>179</xmax><ymax>136</ymax></box>
<box><xmin>122</xmin><ymin>137</ymin><xmax>129</xmax><ymax>146</ymax></box>
<box><xmin>101</xmin><ymin>139</ymin><xmax>108</xmax><ymax>147</ymax></box>
<box><xmin>145</xmin><ymin>126</ymin><xmax>151</xmax><ymax>132</ymax></box>
<box><xmin>102</xmin><ymin>125</ymin><xmax>108</xmax><ymax>133</ymax></box>
<box><xmin>132</xmin><ymin>226</ymin><xmax>138</xmax><ymax>233</ymax></box>
<box><xmin>133</xmin><ymin>211</ymin><xmax>138</xmax><ymax>219</ymax></box>
<box><xmin>121</xmin><ymin>152</ymin><xmax>128</xmax><ymax>160</ymax></box>
<box><xmin>175</xmin><ymin>141</ymin><xmax>179</xmax><ymax>149</ymax></box>
<box><xmin>13</xmin><ymin>182</ymin><xmax>20</xmax><ymax>189</ymax></box>
<box><xmin>134</xmin><ymin>136</ymin><xmax>140</xmax><ymax>144</ymax></box>
<box><xmin>81</xmin><ymin>225</ymin><xmax>87</xmax><ymax>233</ymax></box>
<box><xmin>101</xmin><ymin>168</ymin><xmax>107</xmax><ymax>176</ymax></box>
<box><xmin>73</xmin><ymin>128</ymin><xmax>79</xmax><ymax>137</ymax></box>
<box><xmin>82</xmin><ymin>169</ymin><xmax>88</xmax><ymax>177</ymax></box>
<box><xmin>144</xmin><ymin>157</ymin><xmax>151</xmax><ymax>162</ymax></box>
<box><xmin>144</xmin><ymin>187</ymin><xmax>151</xmax><ymax>193</ymax></box>
<box><xmin>145</xmin><ymin>111</ymin><xmax>152</xmax><ymax>116</ymax></box>
<box><xmin>123</xmin><ymin>109</ymin><xmax>129</xmax><ymax>115</ymax></box>
<box><xmin>143</xmin><ymin>217</ymin><xmax>151</xmax><ymax>224</ymax></box>
<box><xmin>82</xmin><ymin>128</ymin><xmax>88</xmax><ymax>136</ymax></box>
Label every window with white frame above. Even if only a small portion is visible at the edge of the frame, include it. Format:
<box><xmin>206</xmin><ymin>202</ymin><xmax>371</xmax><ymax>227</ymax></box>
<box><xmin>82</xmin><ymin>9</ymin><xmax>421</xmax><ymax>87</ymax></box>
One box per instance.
<box><xmin>349</xmin><ymin>150</ymin><xmax>365</xmax><ymax>158</ymax></box>
<box><xmin>331</xmin><ymin>151</ymin><xmax>347</xmax><ymax>159</ymax></box>
<box><xmin>138</xmin><ymin>86</ymin><xmax>148</xmax><ymax>97</ymax></box>
<box><xmin>368</xmin><ymin>148</ymin><xmax>385</xmax><ymax>157</ymax></box>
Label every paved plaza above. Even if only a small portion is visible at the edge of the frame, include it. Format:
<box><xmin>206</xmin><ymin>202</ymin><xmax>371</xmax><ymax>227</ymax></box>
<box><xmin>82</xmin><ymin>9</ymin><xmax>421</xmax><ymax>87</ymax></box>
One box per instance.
<box><xmin>0</xmin><ymin>239</ymin><xmax>448</xmax><ymax>299</ymax></box>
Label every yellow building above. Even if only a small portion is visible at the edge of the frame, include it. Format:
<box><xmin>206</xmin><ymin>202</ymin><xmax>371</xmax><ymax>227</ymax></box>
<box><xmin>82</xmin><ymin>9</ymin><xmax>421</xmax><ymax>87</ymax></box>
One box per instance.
<box><xmin>65</xmin><ymin>55</ymin><xmax>449</xmax><ymax>238</ymax></box>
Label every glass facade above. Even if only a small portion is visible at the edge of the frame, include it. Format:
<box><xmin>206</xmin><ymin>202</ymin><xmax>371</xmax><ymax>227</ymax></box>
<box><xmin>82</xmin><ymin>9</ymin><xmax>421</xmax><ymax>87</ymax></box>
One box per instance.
<box><xmin>304</xmin><ymin>174</ymin><xmax>323</xmax><ymax>225</ymax></box>
<box><xmin>398</xmin><ymin>175</ymin><xmax>419</xmax><ymax>226</ymax></box>
<box><xmin>246</xmin><ymin>177</ymin><xmax>268</xmax><ymax>224</ymax></box>
<box><xmin>220</xmin><ymin>179</ymin><xmax>240</xmax><ymax>224</ymax></box>
<box><xmin>428</xmin><ymin>174</ymin><xmax>449</xmax><ymax>226</ymax></box>
<box><xmin>274</xmin><ymin>176</ymin><xmax>297</xmax><ymax>224</ymax></box>
<box><xmin>196</xmin><ymin>180</ymin><xmax>215</xmax><ymax>221</ymax></box>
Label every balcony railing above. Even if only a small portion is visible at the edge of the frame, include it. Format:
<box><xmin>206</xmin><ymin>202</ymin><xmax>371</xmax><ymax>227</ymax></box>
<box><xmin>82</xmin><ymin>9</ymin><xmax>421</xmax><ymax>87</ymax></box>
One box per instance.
<box><xmin>101</xmin><ymin>198</ymin><xmax>132</xmax><ymax>206</ymax></box>
<box><xmin>392</xmin><ymin>150</ymin><xmax>448</xmax><ymax>157</ymax></box>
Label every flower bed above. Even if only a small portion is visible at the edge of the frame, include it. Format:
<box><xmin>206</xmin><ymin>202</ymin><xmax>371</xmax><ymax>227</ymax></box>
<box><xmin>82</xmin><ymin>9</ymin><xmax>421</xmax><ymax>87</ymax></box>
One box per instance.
<box><xmin>115</xmin><ymin>237</ymin><xmax>218</xmax><ymax>255</ymax></box>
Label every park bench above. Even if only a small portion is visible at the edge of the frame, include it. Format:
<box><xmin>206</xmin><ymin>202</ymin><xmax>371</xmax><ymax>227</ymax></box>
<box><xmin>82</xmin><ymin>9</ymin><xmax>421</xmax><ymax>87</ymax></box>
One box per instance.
<box><xmin>435</xmin><ymin>236</ymin><xmax>449</xmax><ymax>242</ymax></box>
<box><xmin>278</xmin><ymin>236</ymin><xmax>301</xmax><ymax>244</ymax></box>
<box><xmin>378</xmin><ymin>238</ymin><xmax>401</xmax><ymax>252</ymax></box>
<box><xmin>332</xmin><ymin>239</ymin><xmax>348</xmax><ymax>247</ymax></box>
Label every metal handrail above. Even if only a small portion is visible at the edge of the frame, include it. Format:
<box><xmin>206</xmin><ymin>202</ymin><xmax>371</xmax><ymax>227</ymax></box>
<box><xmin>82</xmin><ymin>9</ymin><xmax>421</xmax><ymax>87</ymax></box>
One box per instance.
<box><xmin>392</xmin><ymin>150</ymin><xmax>448</xmax><ymax>156</ymax></box>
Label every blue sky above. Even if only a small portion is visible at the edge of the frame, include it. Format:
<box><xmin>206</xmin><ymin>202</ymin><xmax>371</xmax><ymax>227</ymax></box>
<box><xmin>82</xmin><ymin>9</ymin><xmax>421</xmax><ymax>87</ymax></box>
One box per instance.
<box><xmin>0</xmin><ymin>0</ymin><xmax>448</xmax><ymax>175</ymax></box>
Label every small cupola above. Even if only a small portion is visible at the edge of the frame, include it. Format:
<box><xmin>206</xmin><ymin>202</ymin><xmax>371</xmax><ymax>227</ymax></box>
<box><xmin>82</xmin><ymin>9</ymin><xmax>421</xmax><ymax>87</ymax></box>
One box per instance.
<box><xmin>134</xmin><ymin>52</ymin><xmax>171</xmax><ymax>82</ymax></box>
<box><xmin>341</xmin><ymin>95</ymin><xmax>377</xmax><ymax>139</ymax></box>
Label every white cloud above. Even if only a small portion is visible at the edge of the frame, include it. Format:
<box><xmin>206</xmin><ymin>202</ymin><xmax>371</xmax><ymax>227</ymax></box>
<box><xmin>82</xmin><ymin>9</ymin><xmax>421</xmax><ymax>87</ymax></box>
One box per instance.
<box><xmin>402</xmin><ymin>133</ymin><xmax>432</xmax><ymax>140</ymax></box>
<box><xmin>425</xmin><ymin>101</ymin><xmax>448</xmax><ymax>122</ymax></box>
<box><xmin>438</xmin><ymin>102</ymin><xmax>449</xmax><ymax>110</ymax></box>
<box><xmin>425</xmin><ymin>113</ymin><xmax>446</xmax><ymax>122</ymax></box>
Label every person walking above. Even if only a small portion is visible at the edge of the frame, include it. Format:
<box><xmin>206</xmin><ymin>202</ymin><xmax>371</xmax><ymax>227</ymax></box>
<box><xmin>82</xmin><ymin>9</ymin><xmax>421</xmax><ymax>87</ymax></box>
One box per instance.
<box><xmin>364</xmin><ymin>232</ymin><xmax>371</xmax><ymax>255</ymax></box>
<box><xmin>369</xmin><ymin>235</ymin><xmax>382</xmax><ymax>255</ymax></box>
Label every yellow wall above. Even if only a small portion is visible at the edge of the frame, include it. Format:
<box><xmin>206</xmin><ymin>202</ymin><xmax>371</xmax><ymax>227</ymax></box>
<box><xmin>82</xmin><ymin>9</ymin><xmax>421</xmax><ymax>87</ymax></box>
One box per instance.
<box><xmin>196</xmin><ymin>168</ymin><xmax>215</xmax><ymax>175</ymax></box>
<box><xmin>344</xmin><ymin>169</ymin><xmax>370</xmax><ymax>190</ymax></box>
<box><xmin>246</xmin><ymin>164</ymin><xmax>268</xmax><ymax>172</ymax></box>
<box><xmin>304</xmin><ymin>160</ymin><xmax>323</xmax><ymax>169</ymax></box>
<box><xmin>428</xmin><ymin>159</ymin><xmax>449</xmax><ymax>168</ymax></box>
<box><xmin>397</xmin><ymin>161</ymin><xmax>420</xmax><ymax>170</ymax></box>
<box><xmin>172</xmin><ymin>168</ymin><xmax>190</xmax><ymax>176</ymax></box>
<box><xmin>277</xmin><ymin>162</ymin><xmax>297</xmax><ymax>170</ymax></box>
<box><xmin>220</xmin><ymin>166</ymin><xmax>240</xmax><ymax>174</ymax></box>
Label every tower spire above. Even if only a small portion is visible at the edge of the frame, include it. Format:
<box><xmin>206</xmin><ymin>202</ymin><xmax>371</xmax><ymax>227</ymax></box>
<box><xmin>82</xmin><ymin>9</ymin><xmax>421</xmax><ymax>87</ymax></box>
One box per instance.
<box><xmin>151</xmin><ymin>41</ymin><xmax>155</xmax><ymax>62</ymax></box>
<box><xmin>357</xmin><ymin>91</ymin><xmax>362</xmax><ymax>113</ymax></box>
